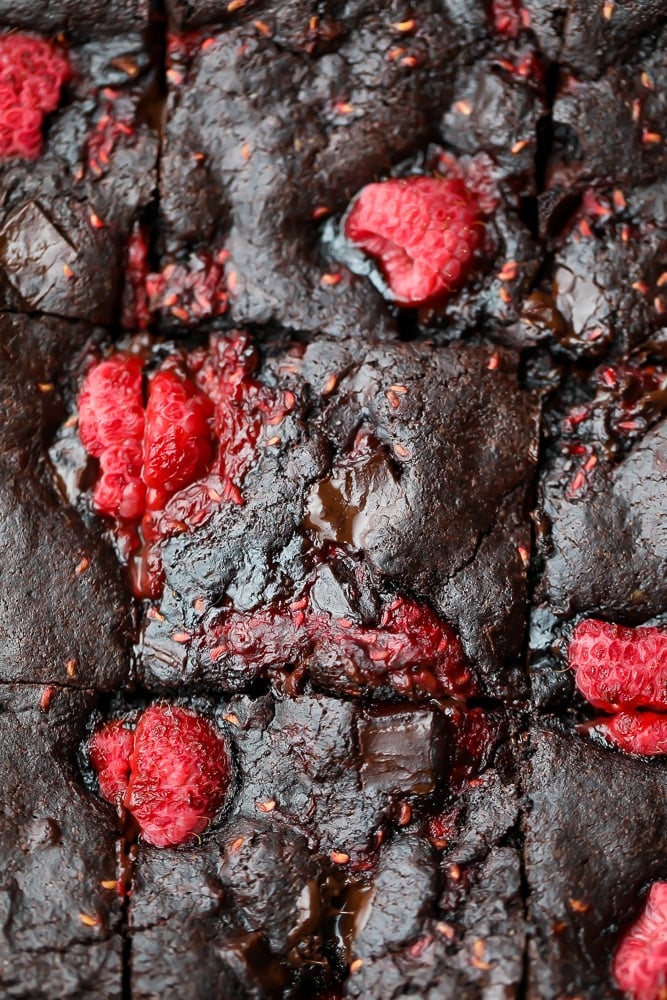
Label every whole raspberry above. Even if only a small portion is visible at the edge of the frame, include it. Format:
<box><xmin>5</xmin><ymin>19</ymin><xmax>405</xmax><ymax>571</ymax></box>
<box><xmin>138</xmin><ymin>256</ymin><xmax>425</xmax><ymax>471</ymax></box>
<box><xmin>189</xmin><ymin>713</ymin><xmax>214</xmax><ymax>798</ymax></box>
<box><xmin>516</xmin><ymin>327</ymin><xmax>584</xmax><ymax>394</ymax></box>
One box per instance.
<box><xmin>344</xmin><ymin>176</ymin><xmax>482</xmax><ymax>307</ymax></box>
<box><xmin>614</xmin><ymin>882</ymin><xmax>667</xmax><ymax>1000</ymax></box>
<box><xmin>143</xmin><ymin>369</ymin><xmax>214</xmax><ymax>511</ymax></box>
<box><xmin>582</xmin><ymin>712</ymin><xmax>667</xmax><ymax>756</ymax></box>
<box><xmin>78</xmin><ymin>355</ymin><xmax>146</xmax><ymax>519</ymax></box>
<box><xmin>90</xmin><ymin>705</ymin><xmax>232</xmax><ymax>848</ymax></box>
<box><xmin>568</xmin><ymin>619</ymin><xmax>667</xmax><ymax>712</ymax></box>
<box><xmin>0</xmin><ymin>33</ymin><xmax>72</xmax><ymax>160</ymax></box>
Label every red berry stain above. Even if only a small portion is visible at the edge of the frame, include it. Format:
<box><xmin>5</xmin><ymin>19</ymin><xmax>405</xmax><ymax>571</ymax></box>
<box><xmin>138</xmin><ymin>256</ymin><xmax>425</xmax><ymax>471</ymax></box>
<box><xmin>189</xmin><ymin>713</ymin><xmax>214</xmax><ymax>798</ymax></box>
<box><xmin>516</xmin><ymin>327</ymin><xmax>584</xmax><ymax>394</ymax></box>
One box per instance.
<box><xmin>77</xmin><ymin>332</ymin><xmax>288</xmax><ymax>598</ymax></box>
<box><xmin>491</xmin><ymin>0</ymin><xmax>523</xmax><ymax>38</ymax></box>
<box><xmin>198</xmin><ymin>585</ymin><xmax>475</xmax><ymax>701</ymax></box>
<box><xmin>90</xmin><ymin>705</ymin><xmax>232</xmax><ymax>848</ymax></box>
<box><xmin>614</xmin><ymin>882</ymin><xmax>667</xmax><ymax>999</ymax></box>
<box><xmin>0</xmin><ymin>33</ymin><xmax>72</xmax><ymax>160</ymax></box>
<box><xmin>344</xmin><ymin>176</ymin><xmax>482</xmax><ymax>308</ymax></box>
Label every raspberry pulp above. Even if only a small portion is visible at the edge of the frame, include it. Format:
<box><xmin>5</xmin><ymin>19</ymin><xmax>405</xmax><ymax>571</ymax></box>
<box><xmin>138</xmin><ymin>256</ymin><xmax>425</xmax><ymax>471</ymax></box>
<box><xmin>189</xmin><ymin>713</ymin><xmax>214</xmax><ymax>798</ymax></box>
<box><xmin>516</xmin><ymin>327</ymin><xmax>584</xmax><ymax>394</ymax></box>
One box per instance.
<box><xmin>569</xmin><ymin>619</ymin><xmax>667</xmax><ymax>712</ymax></box>
<box><xmin>344</xmin><ymin>176</ymin><xmax>482</xmax><ymax>308</ymax></box>
<box><xmin>198</xmin><ymin>586</ymin><xmax>475</xmax><ymax>700</ymax></box>
<box><xmin>0</xmin><ymin>33</ymin><xmax>71</xmax><ymax>160</ymax></box>
<box><xmin>614</xmin><ymin>882</ymin><xmax>667</xmax><ymax>1000</ymax></box>
<box><xmin>90</xmin><ymin>705</ymin><xmax>232</xmax><ymax>848</ymax></box>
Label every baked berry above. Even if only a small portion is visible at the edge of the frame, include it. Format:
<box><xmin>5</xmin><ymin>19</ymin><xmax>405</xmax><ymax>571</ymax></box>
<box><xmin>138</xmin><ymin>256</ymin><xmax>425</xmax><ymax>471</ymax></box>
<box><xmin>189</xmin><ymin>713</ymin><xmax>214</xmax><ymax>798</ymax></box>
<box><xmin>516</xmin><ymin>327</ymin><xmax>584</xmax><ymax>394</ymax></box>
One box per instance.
<box><xmin>143</xmin><ymin>369</ymin><xmax>214</xmax><ymax>511</ymax></box>
<box><xmin>344</xmin><ymin>176</ymin><xmax>482</xmax><ymax>307</ymax></box>
<box><xmin>569</xmin><ymin>619</ymin><xmax>667</xmax><ymax>712</ymax></box>
<box><xmin>90</xmin><ymin>705</ymin><xmax>232</xmax><ymax>848</ymax></box>
<box><xmin>614</xmin><ymin>882</ymin><xmax>667</xmax><ymax>1000</ymax></box>
<box><xmin>0</xmin><ymin>33</ymin><xmax>72</xmax><ymax>160</ymax></box>
<box><xmin>582</xmin><ymin>712</ymin><xmax>667</xmax><ymax>756</ymax></box>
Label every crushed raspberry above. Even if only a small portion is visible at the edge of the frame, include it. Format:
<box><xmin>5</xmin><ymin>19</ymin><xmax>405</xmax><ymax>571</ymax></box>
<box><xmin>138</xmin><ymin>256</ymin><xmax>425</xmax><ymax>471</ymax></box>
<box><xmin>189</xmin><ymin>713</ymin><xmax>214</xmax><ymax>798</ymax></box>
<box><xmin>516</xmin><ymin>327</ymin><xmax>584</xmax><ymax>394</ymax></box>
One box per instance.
<box><xmin>197</xmin><ymin>585</ymin><xmax>475</xmax><ymax>700</ymax></box>
<box><xmin>90</xmin><ymin>705</ymin><xmax>232</xmax><ymax>848</ymax></box>
<box><xmin>145</xmin><ymin>252</ymin><xmax>229</xmax><ymax>326</ymax></box>
<box><xmin>124</xmin><ymin>226</ymin><xmax>151</xmax><ymax>331</ymax></box>
<box><xmin>76</xmin><ymin>332</ymin><xmax>288</xmax><ymax>598</ymax></box>
<box><xmin>86</xmin><ymin>101</ymin><xmax>136</xmax><ymax>178</ymax></box>
<box><xmin>344</xmin><ymin>176</ymin><xmax>482</xmax><ymax>307</ymax></box>
<box><xmin>569</xmin><ymin>619</ymin><xmax>667</xmax><ymax>712</ymax></box>
<box><xmin>0</xmin><ymin>33</ymin><xmax>72</xmax><ymax>160</ymax></box>
<box><xmin>581</xmin><ymin>712</ymin><xmax>667</xmax><ymax>756</ymax></box>
<box><xmin>614</xmin><ymin>882</ymin><xmax>667</xmax><ymax>1000</ymax></box>
<box><xmin>491</xmin><ymin>0</ymin><xmax>523</xmax><ymax>37</ymax></box>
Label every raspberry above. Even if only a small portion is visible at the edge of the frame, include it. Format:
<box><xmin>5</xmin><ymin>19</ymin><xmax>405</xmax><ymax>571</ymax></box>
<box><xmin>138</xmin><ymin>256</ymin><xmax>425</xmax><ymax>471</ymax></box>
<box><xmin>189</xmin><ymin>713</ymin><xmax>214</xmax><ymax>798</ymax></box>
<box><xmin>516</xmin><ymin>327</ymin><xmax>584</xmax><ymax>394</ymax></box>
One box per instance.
<box><xmin>200</xmin><ymin>589</ymin><xmax>475</xmax><ymax>700</ymax></box>
<box><xmin>581</xmin><ymin>712</ymin><xmax>667</xmax><ymax>756</ymax></box>
<box><xmin>614</xmin><ymin>882</ymin><xmax>667</xmax><ymax>1000</ymax></box>
<box><xmin>89</xmin><ymin>718</ymin><xmax>134</xmax><ymax>804</ymax></box>
<box><xmin>143</xmin><ymin>369</ymin><xmax>214</xmax><ymax>511</ymax></box>
<box><xmin>90</xmin><ymin>705</ymin><xmax>232</xmax><ymax>848</ymax></box>
<box><xmin>76</xmin><ymin>333</ymin><xmax>287</xmax><ymax>598</ymax></box>
<box><xmin>568</xmin><ymin>619</ymin><xmax>667</xmax><ymax>712</ymax></box>
<box><xmin>145</xmin><ymin>251</ymin><xmax>229</xmax><ymax>326</ymax></box>
<box><xmin>0</xmin><ymin>33</ymin><xmax>72</xmax><ymax>160</ymax></box>
<box><xmin>344</xmin><ymin>176</ymin><xmax>482</xmax><ymax>308</ymax></box>
<box><xmin>78</xmin><ymin>355</ymin><xmax>146</xmax><ymax>518</ymax></box>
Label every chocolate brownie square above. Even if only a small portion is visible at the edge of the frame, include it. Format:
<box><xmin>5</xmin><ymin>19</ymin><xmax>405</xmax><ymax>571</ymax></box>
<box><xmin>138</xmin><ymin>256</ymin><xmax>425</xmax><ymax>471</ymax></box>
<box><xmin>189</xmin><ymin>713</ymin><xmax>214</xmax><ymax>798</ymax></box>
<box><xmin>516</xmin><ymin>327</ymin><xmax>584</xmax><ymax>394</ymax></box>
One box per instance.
<box><xmin>0</xmin><ymin>685</ymin><xmax>123</xmax><ymax>999</ymax></box>
<box><xmin>0</xmin><ymin>313</ymin><xmax>133</xmax><ymax>689</ymax></box>
<box><xmin>525</xmin><ymin>727</ymin><xmax>667</xmax><ymax>999</ymax></box>
<box><xmin>0</xmin><ymin>32</ymin><xmax>157</xmax><ymax>325</ymax></box>
<box><xmin>138</xmin><ymin>333</ymin><xmax>539</xmax><ymax>700</ymax></box>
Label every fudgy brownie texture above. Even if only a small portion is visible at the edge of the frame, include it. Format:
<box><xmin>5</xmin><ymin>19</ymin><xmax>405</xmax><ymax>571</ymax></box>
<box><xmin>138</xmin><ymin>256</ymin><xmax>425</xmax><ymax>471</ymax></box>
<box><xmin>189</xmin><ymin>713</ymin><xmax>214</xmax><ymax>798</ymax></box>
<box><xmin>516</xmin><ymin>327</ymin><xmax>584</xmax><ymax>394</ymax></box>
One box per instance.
<box><xmin>3</xmin><ymin>0</ymin><xmax>667</xmax><ymax>998</ymax></box>
<box><xmin>0</xmin><ymin>34</ymin><xmax>157</xmax><ymax>324</ymax></box>
<box><xmin>157</xmin><ymin>3</ymin><xmax>545</xmax><ymax>339</ymax></box>
<box><xmin>0</xmin><ymin>313</ymin><xmax>133</xmax><ymax>688</ymax></box>
<box><xmin>140</xmin><ymin>334</ymin><xmax>539</xmax><ymax>699</ymax></box>
<box><xmin>0</xmin><ymin>685</ymin><xmax>123</xmax><ymax>999</ymax></box>
<box><xmin>525</xmin><ymin>728</ymin><xmax>667</xmax><ymax>999</ymax></box>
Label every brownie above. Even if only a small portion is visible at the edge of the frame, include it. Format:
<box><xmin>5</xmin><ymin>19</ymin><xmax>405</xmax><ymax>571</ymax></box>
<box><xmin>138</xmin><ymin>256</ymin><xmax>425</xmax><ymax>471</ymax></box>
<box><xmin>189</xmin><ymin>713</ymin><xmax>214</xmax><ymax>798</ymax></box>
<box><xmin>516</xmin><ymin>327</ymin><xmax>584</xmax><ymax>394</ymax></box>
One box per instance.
<box><xmin>0</xmin><ymin>35</ymin><xmax>157</xmax><ymax>325</ymax></box>
<box><xmin>3</xmin><ymin>0</ymin><xmax>667</xmax><ymax>997</ymax></box>
<box><xmin>0</xmin><ymin>313</ymin><xmax>134</xmax><ymax>689</ymax></box>
<box><xmin>0</xmin><ymin>0</ymin><xmax>148</xmax><ymax>40</ymax></box>
<box><xmin>140</xmin><ymin>335</ymin><xmax>539</xmax><ymax>699</ymax></box>
<box><xmin>525</xmin><ymin>727</ymin><xmax>667</xmax><ymax>999</ymax></box>
<box><xmin>0</xmin><ymin>685</ymin><xmax>123</xmax><ymax>999</ymax></box>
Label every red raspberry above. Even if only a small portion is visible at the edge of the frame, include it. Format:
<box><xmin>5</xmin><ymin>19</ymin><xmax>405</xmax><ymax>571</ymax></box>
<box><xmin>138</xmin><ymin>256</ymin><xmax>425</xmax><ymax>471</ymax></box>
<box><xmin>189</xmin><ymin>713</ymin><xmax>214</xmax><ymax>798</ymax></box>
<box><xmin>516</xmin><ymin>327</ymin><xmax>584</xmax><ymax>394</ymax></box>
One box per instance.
<box><xmin>582</xmin><ymin>712</ymin><xmax>667</xmax><ymax>756</ymax></box>
<box><xmin>90</xmin><ymin>705</ymin><xmax>232</xmax><ymax>848</ymax></box>
<box><xmin>344</xmin><ymin>176</ymin><xmax>482</xmax><ymax>308</ymax></box>
<box><xmin>78</xmin><ymin>355</ymin><xmax>146</xmax><ymax>518</ymax></box>
<box><xmin>0</xmin><ymin>33</ymin><xmax>72</xmax><ymax>160</ymax></box>
<box><xmin>614</xmin><ymin>882</ymin><xmax>667</xmax><ymax>1000</ymax></box>
<box><xmin>89</xmin><ymin>718</ymin><xmax>135</xmax><ymax>804</ymax></box>
<box><xmin>143</xmin><ymin>369</ymin><xmax>214</xmax><ymax>511</ymax></box>
<box><xmin>569</xmin><ymin>619</ymin><xmax>667</xmax><ymax>712</ymax></box>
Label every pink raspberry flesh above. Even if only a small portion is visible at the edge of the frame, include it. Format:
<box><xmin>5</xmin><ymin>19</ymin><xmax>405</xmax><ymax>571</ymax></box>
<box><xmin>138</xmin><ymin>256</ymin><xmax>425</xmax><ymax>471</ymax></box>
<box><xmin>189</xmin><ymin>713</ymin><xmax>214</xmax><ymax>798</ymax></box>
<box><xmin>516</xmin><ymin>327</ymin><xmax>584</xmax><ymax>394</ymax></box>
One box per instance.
<box><xmin>90</xmin><ymin>705</ymin><xmax>232</xmax><ymax>848</ymax></box>
<box><xmin>614</xmin><ymin>882</ymin><xmax>667</xmax><ymax>1000</ymax></box>
<box><xmin>344</xmin><ymin>176</ymin><xmax>482</xmax><ymax>308</ymax></box>
<box><xmin>0</xmin><ymin>33</ymin><xmax>72</xmax><ymax>160</ymax></box>
<box><xmin>568</xmin><ymin>619</ymin><xmax>667</xmax><ymax>713</ymax></box>
<box><xmin>581</xmin><ymin>712</ymin><xmax>667</xmax><ymax>756</ymax></box>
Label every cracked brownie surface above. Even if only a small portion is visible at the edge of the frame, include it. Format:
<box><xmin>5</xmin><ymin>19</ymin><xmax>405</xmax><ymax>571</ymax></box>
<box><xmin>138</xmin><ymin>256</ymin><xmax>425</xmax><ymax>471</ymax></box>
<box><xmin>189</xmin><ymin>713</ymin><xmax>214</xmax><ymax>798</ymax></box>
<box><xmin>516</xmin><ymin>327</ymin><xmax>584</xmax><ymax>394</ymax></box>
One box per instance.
<box><xmin>1</xmin><ymin>1</ymin><xmax>667</xmax><ymax>998</ymax></box>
